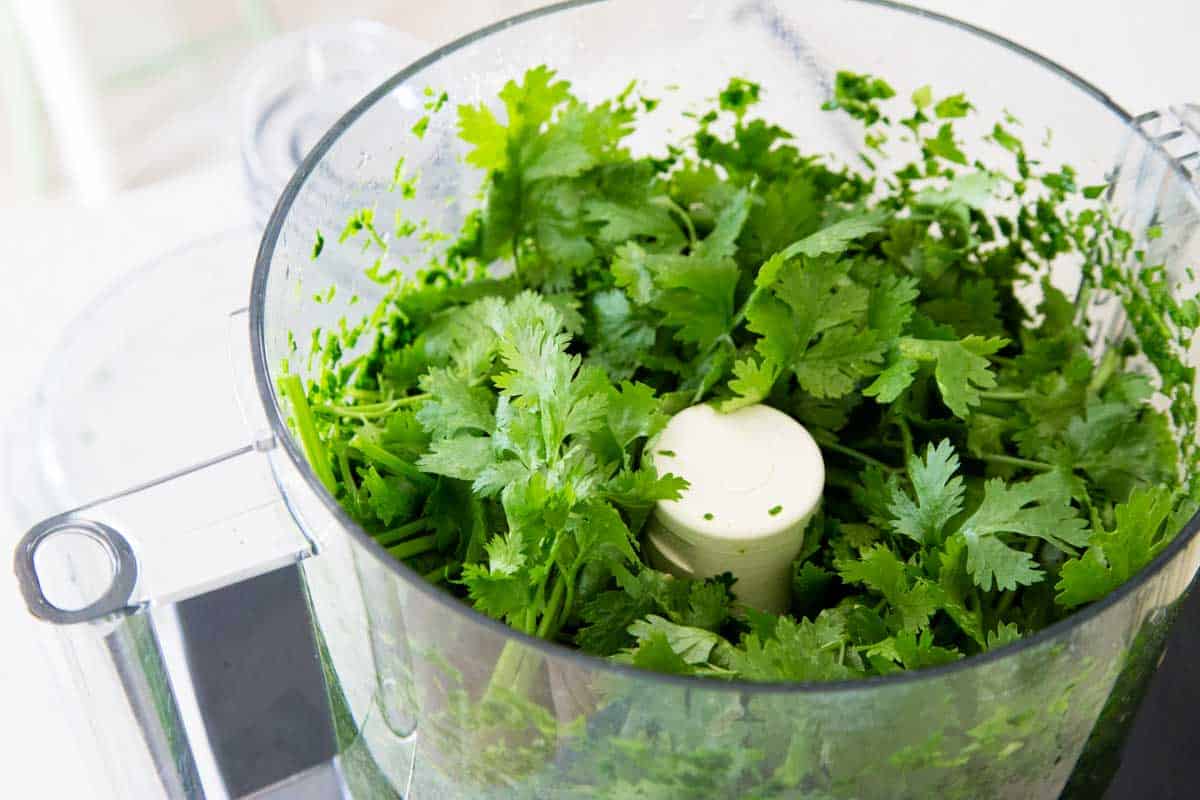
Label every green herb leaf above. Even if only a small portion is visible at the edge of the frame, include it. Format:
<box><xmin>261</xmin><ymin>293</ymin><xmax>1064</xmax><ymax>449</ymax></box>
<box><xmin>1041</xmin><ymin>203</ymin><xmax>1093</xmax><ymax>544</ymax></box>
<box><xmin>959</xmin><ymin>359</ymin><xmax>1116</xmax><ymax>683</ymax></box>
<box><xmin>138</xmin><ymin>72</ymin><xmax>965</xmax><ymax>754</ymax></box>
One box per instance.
<box><xmin>888</xmin><ymin>439</ymin><xmax>965</xmax><ymax>546</ymax></box>
<box><xmin>1055</xmin><ymin>487</ymin><xmax>1175</xmax><ymax>608</ymax></box>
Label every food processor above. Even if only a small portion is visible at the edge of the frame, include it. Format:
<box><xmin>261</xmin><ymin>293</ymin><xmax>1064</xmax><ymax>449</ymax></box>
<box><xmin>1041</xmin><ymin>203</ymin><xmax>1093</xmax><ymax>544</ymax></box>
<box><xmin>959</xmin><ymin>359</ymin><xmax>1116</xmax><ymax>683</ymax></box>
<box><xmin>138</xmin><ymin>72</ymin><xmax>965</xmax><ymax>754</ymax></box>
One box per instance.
<box><xmin>12</xmin><ymin>1</ymin><xmax>1200</xmax><ymax>798</ymax></box>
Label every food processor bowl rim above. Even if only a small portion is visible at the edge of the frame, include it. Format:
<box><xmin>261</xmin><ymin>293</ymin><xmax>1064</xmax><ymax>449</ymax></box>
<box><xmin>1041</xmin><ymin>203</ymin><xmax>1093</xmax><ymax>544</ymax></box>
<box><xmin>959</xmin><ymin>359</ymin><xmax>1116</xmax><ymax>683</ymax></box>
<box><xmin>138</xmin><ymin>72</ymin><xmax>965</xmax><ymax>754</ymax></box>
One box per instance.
<box><xmin>250</xmin><ymin>0</ymin><xmax>1200</xmax><ymax>695</ymax></box>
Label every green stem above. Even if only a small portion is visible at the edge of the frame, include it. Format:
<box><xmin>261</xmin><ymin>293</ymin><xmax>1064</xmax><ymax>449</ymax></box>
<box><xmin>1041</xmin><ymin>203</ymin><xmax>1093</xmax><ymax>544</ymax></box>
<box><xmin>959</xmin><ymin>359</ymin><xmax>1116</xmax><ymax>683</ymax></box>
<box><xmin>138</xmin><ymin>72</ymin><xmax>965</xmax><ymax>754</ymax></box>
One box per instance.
<box><xmin>561</xmin><ymin>568</ymin><xmax>579</xmax><ymax>636</ymax></box>
<box><xmin>688</xmin><ymin>261</ymin><xmax>780</xmax><ymax>406</ymax></box>
<box><xmin>897</xmin><ymin>416</ymin><xmax>915</xmax><ymax>465</ymax></box>
<box><xmin>814</xmin><ymin>435</ymin><xmax>902</xmax><ymax>474</ymax></box>
<box><xmin>978</xmin><ymin>390</ymin><xmax>1032</xmax><ymax>402</ymax></box>
<box><xmin>730</xmin><ymin>284</ymin><xmax>766</xmax><ymax>331</ymax></box>
<box><xmin>977</xmin><ymin>452</ymin><xmax>1055</xmax><ymax>472</ymax></box>
<box><xmin>374</xmin><ymin>517</ymin><xmax>429</xmax><ymax>548</ymax></box>
<box><xmin>657</xmin><ymin>196</ymin><xmax>698</xmax><ymax>246</ymax></box>
<box><xmin>337</xmin><ymin>446</ymin><xmax>362</xmax><ymax>510</ymax></box>
<box><xmin>536</xmin><ymin>575</ymin><xmax>567</xmax><ymax>639</ymax></box>
<box><xmin>511</xmin><ymin>231</ymin><xmax>524</xmax><ymax>288</ymax></box>
<box><xmin>906</xmin><ymin>414</ymin><xmax>964</xmax><ymax>432</ymax></box>
<box><xmin>345</xmin><ymin>386</ymin><xmax>382</xmax><ymax>401</ymax></box>
<box><xmin>1141</xmin><ymin>296</ymin><xmax>1175</xmax><ymax>342</ymax></box>
<box><xmin>485</xmin><ymin>640</ymin><xmax>542</xmax><ymax>705</ymax></box>
<box><xmin>823</xmin><ymin>470</ymin><xmax>861</xmax><ymax>491</ymax></box>
<box><xmin>387</xmin><ymin>534</ymin><xmax>437</xmax><ymax>561</ymax></box>
<box><xmin>352</xmin><ymin>438</ymin><xmax>435</xmax><ymax>489</ymax></box>
<box><xmin>690</xmin><ymin>336</ymin><xmax>737</xmax><ymax>405</ymax></box>
<box><xmin>691</xmin><ymin>377</ymin><xmax>710</xmax><ymax>406</ymax></box>
<box><xmin>691</xmin><ymin>282</ymin><xmax>768</xmax><ymax>406</ymax></box>
<box><xmin>350</xmin><ymin>394</ymin><xmax>429</xmax><ymax>411</ymax></box>
<box><xmin>1073</xmin><ymin>275</ymin><xmax>1093</xmax><ymax>315</ymax></box>
<box><xmin>422</xmin><ymin>564</ymin><xmax>450</xmax><ymax>584</ymax></box>
<box><xmin>994</xmin><ymin>589</ymin><xmax>1017</xmax><ymax>619</ymax></box>
<box><xmin>318</xmin><ymin>393</ymin><xmax>429</xmax><ymax>419</ymax></box>
<box><xmin>1087</xmin><ymin>348</ymin><xmax>1120</xmax><ymax>395</ymax></box>
<box><xmin>279</xmin><ymin>374</ymin><xmax>338</xmax><ymax>494</ymax></box>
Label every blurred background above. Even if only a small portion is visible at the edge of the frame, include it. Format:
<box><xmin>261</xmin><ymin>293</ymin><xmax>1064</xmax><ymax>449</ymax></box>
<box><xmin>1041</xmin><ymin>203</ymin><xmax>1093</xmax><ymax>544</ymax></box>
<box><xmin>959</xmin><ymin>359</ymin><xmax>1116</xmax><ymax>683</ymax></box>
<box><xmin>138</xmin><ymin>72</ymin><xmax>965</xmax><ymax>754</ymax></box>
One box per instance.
<box><xmin>0</xmin><ymin>1</ymin><xmax>1196</xmax><ymax>798</ymax></box>
<box><xmin>0</xmin><ymin>0</ymin><xmax>546</xmax><ymax>206</ymax></box>
<box><xmin>0</xmin><ymin>0</ymin><xmax>1194</xmax><ymax>207</ymax></box>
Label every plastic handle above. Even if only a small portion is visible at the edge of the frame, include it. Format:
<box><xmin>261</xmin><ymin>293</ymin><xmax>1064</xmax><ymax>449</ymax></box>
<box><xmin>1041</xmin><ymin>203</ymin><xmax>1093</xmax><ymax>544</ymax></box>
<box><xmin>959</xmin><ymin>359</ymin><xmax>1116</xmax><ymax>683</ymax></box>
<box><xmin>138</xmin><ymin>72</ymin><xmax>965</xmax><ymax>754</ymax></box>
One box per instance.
<box><xmin>13</xmin><ymin>311</ymin><xmax>314</xmax><ymax>626</ymax></box>
<box><xmin>15</xmin><ymin>515</ymin><xmax>138</xmax><ymax>624</ymax></box>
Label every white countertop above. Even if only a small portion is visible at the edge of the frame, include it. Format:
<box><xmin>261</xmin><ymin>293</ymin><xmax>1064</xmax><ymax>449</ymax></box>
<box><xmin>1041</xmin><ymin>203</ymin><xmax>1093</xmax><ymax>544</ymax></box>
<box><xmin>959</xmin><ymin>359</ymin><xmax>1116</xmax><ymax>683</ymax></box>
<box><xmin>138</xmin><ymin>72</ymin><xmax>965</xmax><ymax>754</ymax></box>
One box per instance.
<box><xmin>1</xmin><ymin>2</ymin><xmax>1195</xmax><ymax>797</ymax></box>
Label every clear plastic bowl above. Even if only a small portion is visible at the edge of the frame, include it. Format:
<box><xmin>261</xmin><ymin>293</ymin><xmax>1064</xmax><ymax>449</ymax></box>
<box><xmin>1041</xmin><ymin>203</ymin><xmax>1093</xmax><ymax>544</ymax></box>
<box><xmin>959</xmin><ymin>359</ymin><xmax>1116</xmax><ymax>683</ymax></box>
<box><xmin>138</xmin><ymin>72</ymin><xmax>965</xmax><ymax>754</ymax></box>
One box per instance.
<box><xmin>148</xmin><ymin>1</ymin><xmax>1200</xmax><ymax>797</ymax></box>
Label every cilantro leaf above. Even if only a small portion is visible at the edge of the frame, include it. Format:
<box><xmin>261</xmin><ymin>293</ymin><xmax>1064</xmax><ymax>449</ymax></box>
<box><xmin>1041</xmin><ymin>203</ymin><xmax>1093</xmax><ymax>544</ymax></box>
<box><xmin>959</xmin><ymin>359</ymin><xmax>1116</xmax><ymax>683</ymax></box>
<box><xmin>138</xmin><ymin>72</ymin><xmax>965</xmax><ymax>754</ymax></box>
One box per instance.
<box><xmin>920</xmin><ymin>278</ymin><xmax>1005</xmax><ymax>339</ymax></box>
<box><xmin>461</xmin><ymin>531</ymin><xmax>531</xmax><ymax>621</ymax></box>
<box><xmin>417</xmin><ymin>435</ymin><xmax>495</xmax><ymax>482</ymax></box>
<box><xmin>835</xmin><ymin>545</ymin><xmax>942</xmax><ymax>633</ymax></box>
<box><xmin>577</xmin><ymin>568</ymin><xmax>731</xmax><ymax>656</ymax></box>
<box><xmin>933</xmin><ymin>92</ymin><xmax>972</xmax><ymax>119</ymax></box>
<box><xmin>611</xmin><ymin>242</ymin><xmax>657</xmax><ymax>305</ymax></box>
<box><xmin>575</xmin><ymin>592</ymin><xmax>649</xmax><ymax>655</ymax></box>
<box><xmin>1055</xmin><ymin>487</ymin><xmax>1175</xmax><ymax>608</ymax></box>
<box><xmin>986</xmin><ymin>622</ymin><xmax>1022</xmax><ymax>650</ymax></box>
<box><xmin>957</xmin><ymin>473</ymin><xmax>1089</xmax><ymax>591</ymax></box>
<box><xmin>780</xmin><ymin>211</ymin><xmax>887</xmax><ymax>259</ymax></box>
<box><xmin>888</xmin><ymin>439</ymin><xmax>965</xmax><ymax>546</ymax></box>
<box><xmin>871</xmin><ymin>335</ymin><xmax>1007</xmax><ymax>418</ymax></box>
<box><xmin>675</xmin><ymin>579</ymin><xmax>735</xmax><ymax>631</ymax></box>
<box><xmin>924</xmin><ymin>122</ymin><xmax>967</xmax><ymax>164</ymax></box>
<box><xmin>499</xmin><ymin>64</ymin><xmax>571</xmax><ymax>138</ymax></box>
<box><xmin>361</xmin><ymin>466</ymin><xmax>421</xmax><ymax>525</ymax></box>
<box><xmin>1055</xmin><ymin>400</ymin><xmax>1178</xmax><ymax>503</ymax></box>
<box><xmin>693</xmin><ymin>187</ymin><xmax>752</xmax><ymax>259</ymax></box>
<box><xmin>605</xmin><ymin>464</ymin><xmax>689</xmax><ymax>532</ymax></box>
<box><xmin>822</xmin><ymin>71</ymin><xmax>895</xmax><ymax>125</ymax></box>
<box><xmin>652</xmin><ymin>254</ymin><xmax>740</xmax><ymax>349</ymax></box>
<box><xmin>626</xmin><ymin>615</ymin><xmax>724</xmax><ymax>665</ymax></box>
<box><xmin>724</xmin><ymin>613</ymin><xmax>859</xmax><ymax>681</ymax></box>
<box><xmin>457</xmin><ymin>102</ymin><xmax>507</xmax><ymax>170</ymax></box>
<box><xmin>791</xmin><ymin>325</ymin><xmax>886</xmax><ymax>399</ymax></box>
<box><xmin>959</xmin><ymin>533</ymin><xmax>1042</xmax><ymax>594</ymax></box>
<box><xmin>914</xmin><ymin>171</ymin><xmax>1000</xmax><ymax>210</ymax></box>
<box><xmin>625</xmin><ymin>631</ymin><xmax>696</xmax><ymax>675</ymax></box>
<box><xmin>606</xmin><ymin>464</ymin><xmax>689</xmax><ymax>506</ymax></box>
<box><xmin>721</xmin><ymin>357</ymin><xmax>781</xmax><ymax>412</ymax></box>
<box><xmin>416</xmin><ymin>368</ymin><xmax>495</xmax><ymax>438</ymax></box>
<box><xmin>792</xmin><ymin>562</ymin><xmax>836</xmax><ymax>618</ymax></box>
<box><xmin>605</xmin><ymin>380</ymin><xmax>668</xmax><ymax>451</ymax></box>
<box><xmin>586</xmin><ymin>289</ymin><xmax>657</xmax><ymax>381</ymax></box>
<box><xmin>867</xmin><ymin>629</ymin><xmax>961</xmax><ymax>670</ymax></box>
<box><xmin>584</xmin><ymin>173</ymin><xmax>685</xmax><ymax>250</ymax></box>
<box><xmin>748</xmin><ymin>244</ymin><xmax>884</xmax><ymax>398</ymax></box>
<box><xmin>937</xmin><ymin>534</ymin><xmax>985</xmax><ymax>646</ymax></box>
<box><xmin>868</xmin><ymin>273</ymin><xmax>919</xmax><ymax>340</ymax></box>
<box><xmin>862</xmin><ymin>357</ymin><xmax>919</xmax><ymax>404</ymax></box>
<box><xmin>568</xmin><ymin>500</ymin><xmax>638</xmax><ymax>575</ymax></box>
